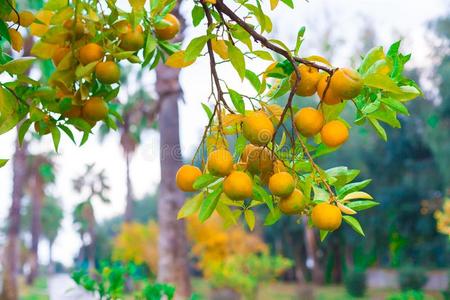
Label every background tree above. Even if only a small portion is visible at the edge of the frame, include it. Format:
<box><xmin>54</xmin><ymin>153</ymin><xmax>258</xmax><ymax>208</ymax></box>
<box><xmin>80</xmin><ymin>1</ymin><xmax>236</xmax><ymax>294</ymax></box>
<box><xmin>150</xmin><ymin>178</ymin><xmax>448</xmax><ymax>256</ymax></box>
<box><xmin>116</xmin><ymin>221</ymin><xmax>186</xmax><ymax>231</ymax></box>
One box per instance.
<box><xmin>40</xmin><ymin>196</ymin><xmax>64</xmax><ymax>273</ymax></box>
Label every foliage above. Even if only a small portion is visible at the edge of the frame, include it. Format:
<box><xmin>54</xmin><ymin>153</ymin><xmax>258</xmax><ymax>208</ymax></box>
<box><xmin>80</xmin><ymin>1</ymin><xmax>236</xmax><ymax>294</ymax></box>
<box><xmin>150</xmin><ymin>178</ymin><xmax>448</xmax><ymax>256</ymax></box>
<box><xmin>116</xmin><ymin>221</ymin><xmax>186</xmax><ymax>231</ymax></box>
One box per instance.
<box><xmin>398</xmin><ymin>267</ymin><xmax>428</xmax><ymax>291</ymax></box>
<box><xmin>388</xmin><ymin>290</ymin><xmax>426</xmax><ymax>300</ymax></box>
<box><xmin>40</xmin><ymin>196</ymin><xmax>64</xmax><ymax>243</ymax></box>
<box><xmin>344</xmin><ymin>269</ymin><xmax>367</xmax><ymax>297</ymax></box>
<box><xmin>208</xmin><ymin>253</ymin><xmax>292</xmax><ymax>299</ymax></box>
<box><xmin>435</xmin><ymin>198</ymin><xmax>450</xmax><ymax>237</ymax></box>
<box><xmin>112</xmin><ymin>221</ymin><xmax>159</xmax><ymax>275</ymax></box>
<box><xmin>187</xmin><ymin>213</ymin><xmax>267</xmax><ymax>277</ymax></box>
<box><xmin>71</xmin><ymin>263</ymin><xmax>175</xmax><ymax>300</ymax></box>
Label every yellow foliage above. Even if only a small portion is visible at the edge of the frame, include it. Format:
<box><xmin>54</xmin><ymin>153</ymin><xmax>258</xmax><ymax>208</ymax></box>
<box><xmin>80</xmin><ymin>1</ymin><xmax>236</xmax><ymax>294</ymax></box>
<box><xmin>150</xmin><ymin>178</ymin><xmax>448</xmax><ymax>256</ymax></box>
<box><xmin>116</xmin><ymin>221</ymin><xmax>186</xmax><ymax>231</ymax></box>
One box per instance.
<box><xmin>165</xmin><ymin>51</ymin><xmax>195</xmax><ymax>68</ymax></box>
<box><xmin>435</xmin><ymin>199</ymin><xmax>450</xmax><ymax>236</ymax></box>
<box><xmin>113</xmin><ymin>221</ymin><xmax>159</xmax><ymax>273</ymax></box>
<box><xmin>187</xmin><ymin>213</ymin><xmax>267</xmax><ymax>277</ymax></box>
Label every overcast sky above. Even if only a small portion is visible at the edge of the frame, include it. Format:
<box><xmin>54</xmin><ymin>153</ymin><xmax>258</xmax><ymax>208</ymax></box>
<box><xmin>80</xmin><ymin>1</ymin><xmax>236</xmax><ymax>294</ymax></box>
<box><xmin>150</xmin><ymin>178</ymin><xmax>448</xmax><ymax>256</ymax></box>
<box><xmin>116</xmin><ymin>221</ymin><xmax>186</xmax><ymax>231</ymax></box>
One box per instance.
<box><xmin>0</xmin><ymin>0</ymin><xmax>447</xmax><ymax>266</ymax></box>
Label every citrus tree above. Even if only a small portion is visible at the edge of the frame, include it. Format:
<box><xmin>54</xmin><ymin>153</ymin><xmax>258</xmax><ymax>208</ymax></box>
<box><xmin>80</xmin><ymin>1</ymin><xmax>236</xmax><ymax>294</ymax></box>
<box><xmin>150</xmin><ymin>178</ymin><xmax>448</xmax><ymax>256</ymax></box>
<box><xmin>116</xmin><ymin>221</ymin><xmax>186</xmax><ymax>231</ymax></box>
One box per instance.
<box><xmin>0</xmin><ymin>0</ymin><xmax>421</xmax><ymax>240</ymax></box>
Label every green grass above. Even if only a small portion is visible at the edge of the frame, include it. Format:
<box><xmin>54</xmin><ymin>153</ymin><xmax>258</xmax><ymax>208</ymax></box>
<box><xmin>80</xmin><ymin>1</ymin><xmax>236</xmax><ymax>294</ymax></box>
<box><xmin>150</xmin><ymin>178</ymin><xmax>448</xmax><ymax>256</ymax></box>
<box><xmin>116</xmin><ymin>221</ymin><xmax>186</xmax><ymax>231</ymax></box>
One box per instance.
<box><xmin>19</xmin><ymin>276</ymin><xmax>49</xmax><ymax>300</ymax></box>
<box><xmin>192</xmin><ymin>278</ymin><xmax>445</xmax><ymax>300</ymax></box>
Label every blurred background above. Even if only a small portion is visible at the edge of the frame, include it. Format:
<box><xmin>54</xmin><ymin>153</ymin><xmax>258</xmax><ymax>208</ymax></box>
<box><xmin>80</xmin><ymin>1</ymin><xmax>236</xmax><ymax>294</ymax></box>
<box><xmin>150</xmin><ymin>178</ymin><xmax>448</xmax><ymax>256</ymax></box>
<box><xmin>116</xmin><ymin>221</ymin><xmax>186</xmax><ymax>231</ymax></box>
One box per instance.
<box><xmin>0</xmin><ymin>0</ymin><xmax>449</xmax><ymax>299</ymax></box>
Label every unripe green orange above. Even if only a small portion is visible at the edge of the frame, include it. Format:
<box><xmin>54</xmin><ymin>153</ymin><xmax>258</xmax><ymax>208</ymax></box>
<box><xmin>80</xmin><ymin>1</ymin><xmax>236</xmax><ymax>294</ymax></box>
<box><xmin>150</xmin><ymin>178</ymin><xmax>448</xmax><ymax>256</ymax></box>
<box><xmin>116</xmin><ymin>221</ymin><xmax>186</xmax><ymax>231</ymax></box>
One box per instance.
<box><xmin>311</xmin><ymin>202</ymin><xmax>342</xmax><ymax>231</ymax></box>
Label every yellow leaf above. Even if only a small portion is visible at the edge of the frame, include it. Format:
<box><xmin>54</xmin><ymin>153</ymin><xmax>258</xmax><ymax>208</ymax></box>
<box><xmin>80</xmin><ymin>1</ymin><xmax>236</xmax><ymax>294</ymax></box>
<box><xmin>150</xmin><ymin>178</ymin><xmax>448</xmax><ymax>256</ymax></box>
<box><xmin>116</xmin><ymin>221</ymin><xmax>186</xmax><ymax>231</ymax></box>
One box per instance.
<box><xmin>211</xmin><ymin>39</ymin><xmax>229</xmax><ymax>60</ymax></box>
<box><xmin>30</xmin><ymin>10</ymin><xmax>54</xmax><ymax>37</ymax></box>
<box><xmin>270</xmin><ymin>0</ymin><xmax>279</xmax><ymax>10</ymax></box>
<box><xmin>343</xmin><ymin>191</ymin><xmax>373</xmax><ymax>201</ymax></box>
<box><xmin>8</xmin><ymin>29</ymin><xmax>23</xmax><ymax>52</ymax></box>
<box><xmin>129</xmin><ymin>0</ymin><xmax>146</xmax><ymax>10</ymax></box>
<box><xmin>31</xmin><ymin>41</ymin><xmax>59</xmax><ymax>59</ymax></box>
<box><xmin>263</xmin><ymin>103</ymin><xmax>284</xmax><ymax>121</ymax></box>
<box><xmin>303</xmin><ymin>55</ymin><xmax>333</xmax><ymax>67</ymax></box>
<box><xmin>165</xmin><ymin>51</ymin><xmax>195</xmax><ymax>68</ymax></box>
<box><xmin>222</xmin><ymin>113</ymin><xmax>244</xmax><ymax>127</ymax></box>
<box><xmin>337</xmin><ymin>202</ymin><xmax>357</xmax><ymax>215</ymax></box>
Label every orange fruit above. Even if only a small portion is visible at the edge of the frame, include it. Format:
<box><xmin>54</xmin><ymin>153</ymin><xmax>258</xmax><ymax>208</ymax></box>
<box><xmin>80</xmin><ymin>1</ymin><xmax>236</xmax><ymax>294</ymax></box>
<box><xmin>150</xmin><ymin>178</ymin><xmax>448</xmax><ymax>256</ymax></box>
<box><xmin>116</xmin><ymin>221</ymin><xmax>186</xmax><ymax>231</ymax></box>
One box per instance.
<box><xmin>311</xmin><ymin>202</ymin><xmax>342</xmax><ymax>231</ymax></box>
<box><xmin>317</xmin><ymin>74</ymin><xmax>342</xmax><ymax>105</ymax></box>
<box><xmin>154</xmin><ymin>14</ymin><xmax>180</xmax><ymax>40</ymax></box>
<box><xmin>241</xmin><ymin>144</ymin><xmax>273</xmax><ymax>174</ymax></box>
<box><xmin>95</xmin><ymin>61</ymin><xmax>121</xmax><ymax>84</ymax></box>
<box><xmin>33</xmin><ymin>115</ymin><xmax>52</xmax><ymax>135</ymax></box>
<box><xmin>320</xmin><ymin>120</ymin><xmax>349</xmax><ymax>148</ymax></box>
<box><xmin>279</xmin><ymin>189</ymin><xmax>305</xmax><ymax>215</ymax></box>
<box><xmin>207</xmin><ymin>149</ymin><xmax>234</xmax><ymax>177</ymax></box>
<box><xmin>8</xmin><ymin>28</ymin><xmax>23</xmax><ymax>52</ymax></box>
<box><xmin>290</xmin><ymin>65</ymin><xmax>321</xmax><ymax>97</ymax></box>
<box><xmin>176</xmin><ymin>165</ymin><xmax>202</xmax><ymax>192</ymax></box>
<box><xmin>272</xmin><ymin>160</ymin><xmax>287</xmax><ymax>173</ymax></box>
<box><xmin>242</xmin><ymin>111</ymin><xmax>275</xmax><ymax>146</ymax></box>
<box><xmin>52</xmin><ymin>47</ymin><xmax>71</xmax><ymax>67</ymax></box>
<box><xmin>294</xmin><ymin>107</ymin><xmax>324</xmax><ymax>137</ymax></box>
<box><xmin>329</xmin><ymin>68</ymin><xmax>363</xmax><ymax>100</ymax></box>
<box><xmin>78</xmin><ymin>43</ymin><xmax>104</xmax><ymax>65</ymax></box>
<box><xmin>82</xmin><ymin>97</ymin><xmax>108</xmax><ymax>121</ymax></box>
<box><xmin>62</xmin><ymin>105</ymin><xmax>82</xmax><ymax>118</ymax></box>
<box><xmin>268</xmin><ymin>172</ymin><xmax>295</xmax><ymax>197</ymax></box>
<box><xmin>223</xmin><ymin>171</ymin><xmax>253</xmax><ymax>200</ymax></box>
<box><xmin>63</xmin><ymin>18</ymin><xmax>86</xmax><ymax>37</ymax></box>
<box><xmin>120</xmin><ymin>25</ymin><xmax>144</xmax><ymax>51</ymax></box>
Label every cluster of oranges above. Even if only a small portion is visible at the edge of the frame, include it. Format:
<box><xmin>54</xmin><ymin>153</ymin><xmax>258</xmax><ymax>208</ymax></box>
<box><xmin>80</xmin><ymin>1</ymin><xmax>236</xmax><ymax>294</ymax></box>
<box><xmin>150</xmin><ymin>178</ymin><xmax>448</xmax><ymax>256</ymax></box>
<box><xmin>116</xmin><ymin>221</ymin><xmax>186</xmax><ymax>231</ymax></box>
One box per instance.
<box><xmin>3</xmin><ymin>8</ymin><xmax>181</xmax><ymax>135</ymax></box>
<box><xmin>176</xmin><ymin>64</ymin><xmax>364</xmax><ymax>232</ymax></box>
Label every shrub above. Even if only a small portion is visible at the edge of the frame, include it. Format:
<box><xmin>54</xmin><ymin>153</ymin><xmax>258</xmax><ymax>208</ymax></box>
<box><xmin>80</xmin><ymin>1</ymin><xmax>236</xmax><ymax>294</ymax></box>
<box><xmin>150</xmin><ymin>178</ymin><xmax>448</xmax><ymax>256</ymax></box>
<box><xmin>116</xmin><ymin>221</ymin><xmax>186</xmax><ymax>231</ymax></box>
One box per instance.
<box><xmin>344</xmin><ymin>269</ymin><xmax>367</xmax><ymax>297</ymax></box>
<box><xmin>388</xmin><ymin>290</ymin><xmax>425</xmax><ymax>300</ymax></box>
<box><xmin>398</xmin><ymin>266</ymin><xmax>428</xmax><ymax>291</ymax></box>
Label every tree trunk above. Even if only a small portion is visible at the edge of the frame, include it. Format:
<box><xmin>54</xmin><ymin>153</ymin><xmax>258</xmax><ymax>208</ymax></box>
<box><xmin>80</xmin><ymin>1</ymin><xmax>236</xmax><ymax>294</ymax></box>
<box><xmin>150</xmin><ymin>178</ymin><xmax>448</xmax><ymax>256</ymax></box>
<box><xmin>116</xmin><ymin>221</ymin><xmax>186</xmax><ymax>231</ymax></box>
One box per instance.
<box><xmin>26</xmin><ymin>173</ymin><xmax>44</xmax><ymax>285</ymax></box>
<box><xmin>48</xmin><ymin>239</ymin><xmax>54</xmax><ymax>274</ymax></box>
<box><xmin>1</xmin><ymin>140</ymin><xmax>28</xmax><ymax>300</ymax></box>
<box><xmin>303</xmin><ymin>217</ymin><xmax>324</xmax><ymax>285</ymax></box>
<box><xmin>124</xmin><ymin>150</ymin><xmax>134</xmax><ymax>222</ymax></box>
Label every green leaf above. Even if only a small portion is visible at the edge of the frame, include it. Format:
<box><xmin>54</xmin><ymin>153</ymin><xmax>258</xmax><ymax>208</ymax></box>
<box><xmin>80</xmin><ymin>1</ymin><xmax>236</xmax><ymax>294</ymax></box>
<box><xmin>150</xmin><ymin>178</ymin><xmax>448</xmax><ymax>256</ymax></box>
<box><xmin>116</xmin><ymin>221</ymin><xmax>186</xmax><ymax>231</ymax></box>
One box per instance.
<box><xmin>51</xmin><ymin>127</ymin><xmax>61</xmax><ymax>152</ymax></box>
<box><xmin>343</xmin><ymin>215</ymin><xmax>365</xmax><ymax>236</ymax></box>
<box><xmin>201</xmin><ymin>103</ymin><xmax>213</xmax><ymax>119</ymax></box>
<box><xmin>363</xmin><ymin>73</ymin><xmax>403</xmax><ymax>93</ymax></box>
<box><xmin>313</xmin><ymin>185</ymin><xmax>330</xmax><ymax>202</ymax></box>
<box><xmin>0</xmin><ymin>87</ymin><xmax>24</xmax><ymax>135</ymax></box>
<box><xmin>252</xmin><ymin>50</ymin><xmax>273</xmax><ymax>61</ymax></box>
<box><xmin>359</xmin><ymin>46</ymin><xmax>385</xmax><ymax>74</ymax></box>
<box><xmin>0</xmin><ymin>159</ymin><xmax>8</xmax><ymax>168</ymax></box>
<box><xmin>193</xmin><ymin>173</ymin><xmax>218</xmax><ymax>190</ymax></box>
<box><xmin>234</xmin><ymin>134</ymin><xmax>247</xmax><ymax>157</ymax></box>
<box><xmin>75</xmin><ymin>61</ymin><xmax>98</xmax><ymax>78</ymax></box>
<box><xmin>0</xmin><ymin>20</ymin><xmax>10</xmax><ymax>43</ymax></box>
<box><xmin>58</xmin><ymin>124</ymin><xmax>76</xmax><ymax>144</ymax></box>
<box><xmin>264</xmin><ymin>207</ymin><xmax>281</xmax><ymax>226</ymax></box>
<box><xmin>18</xmin><ymin>119</ymin><xmax>33</xmax><ymax>146</ymax></box>
<box><xmin>368</xmin><ymin>117</ymin><xmax>387</xmax><ymax>141</ymax></box>
<box><xmin>228</xmin><ymin>89</ymin><xmax>245</xmax><ymax>114</ymax></box>
<box><xmin>216</xmin><ymin>202</ymin><xmax>237</xmax><ymax>227</ymax></box>
<box><xmin>294</xmin><ymin>26</ymin><xmax>305</xmax><ymax>55</ymax></box>
<box><xmin>199</xmin><ymin>185</ymin><xmax>223</xmax><ymax>222</ymax></box>
<box><xmin>184</xmin><ymin>35</ymin><xmax>209</xmax><ymax>62</ymax></box>
<box><xmin>228</xmin><ymin>44</ymin><xmax>246</xmax><ymax>80</ymax></box>
<box><xmin>338</xmin><ymin>179</ymin><xmax>372</xmax><ymax>197</ymax></box>
<box><xmin>191</xmin><ymin>5</ymin><xmax>205</xmax><ymax>27</ymax></box>
<box><xmin>44</xmin><ymin>0</ymin><xmax>68</xmax><ymax>10</ymax></box>
<box><xmin>128</xmin><ymin>0</ymin><xmax>146</xmax><ymax>10</ymax></box>
<box><xmin>0</xmin><ymin>57</ymin><xmax>36</xmax><ymax>75</ymax></box>
<box><xmin>320</xmin><ymin>230</ymin><xmax>329</xmax><ymax>241</ymax></box>
<box><xmin>346</xmin><ymin>200</ymin><xmax>379</xmax><ymax>211</ymax></box>
<box><xmin>253</xmin><ymin>184</ymin><xmax>274</xmax><ymax>212</ymax></box>
<box><xmin>177</xmin><ymin>192</ymin><xmax>203</xmax><ymax>219</ymax></box>
<box><xmin>280</xmin><ymin>0</ymin><xmax>294</xmax><ymax>8</ymax></box>
<box><xmin>244</xmin><ymin>210</ymin><xmax>256</xmax><ymax>231</ymax></box>
<box><xmin>245</xmin><ymin>70</ymin><xmax>261</xmax><ymax>92</ymax></box>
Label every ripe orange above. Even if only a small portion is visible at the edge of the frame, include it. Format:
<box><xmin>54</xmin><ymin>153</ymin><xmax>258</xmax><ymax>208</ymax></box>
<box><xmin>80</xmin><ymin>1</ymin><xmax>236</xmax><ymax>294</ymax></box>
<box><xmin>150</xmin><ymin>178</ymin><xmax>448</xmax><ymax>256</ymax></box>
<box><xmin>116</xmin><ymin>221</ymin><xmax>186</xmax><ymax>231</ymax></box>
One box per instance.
<box><xmin>223</xmin><ymin>171</ymin><xmax>253</xmax><ymax>200</ymax></box>
<box><xmin>311</xmin><ymin>202</ymin><xmax>342</xmax><ymax>231</ymax></box>
<box><xmin>207</xmin><ymin>149</ymin><xmax>234</xmax><ymax>177</ymax></box>
<box><xmin>320</xmin><ymin>120</ymin><xmax>349</xmax><ymax>148</ymax></box>
<box><xmin>290</xmin><ymin>65</ymin><xmax>321</xmax><ymax>97</ymax></box>
<box><xmin>268</xmin><ymin>172</ymin><xmax>295</xmax><ymax>197</ymax></box>
<box><xmin>78</xmin><ymin>43</ymin><xmax>104</xmax><ymax>65</ymax></box>
<box><xmin>294</xmin><ymin>107</ymin><xmax>324</xmax><ymax>137</ymax></box>
<box><xmin>317</xmin><ymin>74</ymin><xmax>342</xmax><ymax>105</ymax></box>
<box><xmin>63</xmin><ymin>18</ymin><xmax>86</xmax><ymax>37</ymax></box>
<box><xmin>52</xmin><ymin>47</ymin><xmax>70</xmax><ymax>67</ymax></box>
<box><xmin>329</xmin><ymin>68</ymin><xmax>363</xmax><ymax>100</ymax></box>
<box><xmin>82</xmin><ymin>97</ymin><xmax>108</xmax><ymax>121</ymax></box>
<box><xmin>8</xmin><ymin>29</ymin><xmax>23</xmax><ymax>52</ymax></box>
<box><xmin>95</xmin><ymin>61</ymin><xmax>121</xmax><ymax>84</ymax></box>
<box><xmin>242</xmin><ymin>111</ymin><xmax>275</xmax><ymax>146</ymax></box>
<box><xmin>279</xmin><ymin>189</ymin><xmax>305</xmax><ymax>215</ymax></box>
<box><xmin>176</xmin><ymin>164</ymin><xmax>202</xmax><ymax>192</ymax></box>
<box><xmin>241</xmin><ymin>144</ymin><xmax>273</xmax><ymax>174</ymax></box>
<box><xmin>120</xmin><ymin>25</ymin><xmax>144</xmax><ymax>51</ymax></box>
<box><xmin>62</xmin><ymin>105</ymin><xmax>82</xmax><ymax>118</ymax></box>
<box><xmin>154</xmin><ymin>14</ymin><xmax>180</xmax><ymax>40</ymax></box>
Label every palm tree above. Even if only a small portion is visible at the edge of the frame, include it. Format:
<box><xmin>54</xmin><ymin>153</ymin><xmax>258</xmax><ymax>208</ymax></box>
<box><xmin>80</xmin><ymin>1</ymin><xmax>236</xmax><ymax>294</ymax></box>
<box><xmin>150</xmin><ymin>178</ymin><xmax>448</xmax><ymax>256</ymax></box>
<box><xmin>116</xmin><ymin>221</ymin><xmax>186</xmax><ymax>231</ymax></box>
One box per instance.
<box><xmin>72</xmin><ymin>164</ymin><xmax>110</xmax><ymax>271</ymax></box>
<box><xmin>40</xmin><ymin>196</ymin><xmax>64</xmax><ymax>273</ymax></box>
<box><xmin>155</xmin><ymin>4</ymin><xmax>191</xmax><ymax>298</ymax></box>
